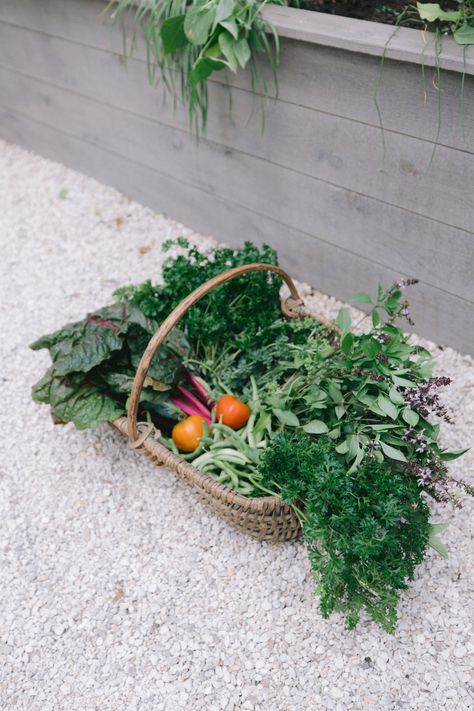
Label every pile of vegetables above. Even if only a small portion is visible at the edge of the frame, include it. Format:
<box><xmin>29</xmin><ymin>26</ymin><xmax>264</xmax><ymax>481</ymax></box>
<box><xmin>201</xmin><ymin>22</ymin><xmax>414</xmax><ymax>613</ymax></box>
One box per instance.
<box><xmin>31</xmin><ymin>239</ymin><xmax>471</xmax><ymax>633</ymax></box>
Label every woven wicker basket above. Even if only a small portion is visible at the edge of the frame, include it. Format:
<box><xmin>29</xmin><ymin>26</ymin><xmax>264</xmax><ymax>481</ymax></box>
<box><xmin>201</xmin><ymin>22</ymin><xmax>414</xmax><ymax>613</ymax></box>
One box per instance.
<box><xmin>112</xmin><ymin>263</ymin><xmax>334</xmax><ymax>542</ymax></box>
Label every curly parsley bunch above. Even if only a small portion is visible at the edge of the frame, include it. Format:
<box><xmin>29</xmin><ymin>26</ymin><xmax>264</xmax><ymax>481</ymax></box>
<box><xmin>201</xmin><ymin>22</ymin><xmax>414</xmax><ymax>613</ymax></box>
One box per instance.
<box><xmin>258</xmin><ymin>431</ymin><xmax>430</xmax><ymax>633</ymax></box>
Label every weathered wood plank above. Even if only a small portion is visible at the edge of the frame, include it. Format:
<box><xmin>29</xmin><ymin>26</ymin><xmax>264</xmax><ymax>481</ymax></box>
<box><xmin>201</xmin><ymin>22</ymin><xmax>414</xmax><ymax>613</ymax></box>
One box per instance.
<box><xmin>0</xmin><ymin>104</ymin><xmax>471</xmax><ymax>353</ymax></box>
<box><xmin>0</xmin><ymin>65</ymin><xmax>473</xmax><ymax>304</ymax></box>
<box><xmin>0</xmin><ymin>23</ymin><xmax>473</xmax><ymax>234</ymax></box>
<box><xmin>1</xmin><ymin>0</ymin><xmax>473</xmax><ymax>76</ymax></box>
<box><xmin>0</xmin><ymin>0</ymin><xmax>473</xmax><ymax>153</ymax></box>
<box><xmin>262</xmin><ymin>6</ymin><xmax>474</xmax><ymax>76</ymax></box>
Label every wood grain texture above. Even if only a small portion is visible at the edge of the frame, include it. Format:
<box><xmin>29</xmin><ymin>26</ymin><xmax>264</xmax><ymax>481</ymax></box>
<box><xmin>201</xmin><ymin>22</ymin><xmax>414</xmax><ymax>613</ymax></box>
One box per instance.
<box><xmin>0</xmin><ymin>1</ymin><xmax>473</xmax><ymax>353</ymax></box>
<box><xmin>0</xmin><ymin>0</ymin><xmax>472</xmax><ymax>75</ymax></box>
<box><xmin>262</xmin><ymin>6</ymin><xmax>474</xmax><ymax>75</ymax></box>
<box><xmin>0</xmin><ymin>5</ymin><xmax>473</xmax><ymax>154</ymax></box>
<box><xmin>1</xmin><ymin>105</ymin><xmax>472</xmax><ymax>353</ymax></box>
<box><xmin>0</xmin><ymin>64</ymin><xmax>472</xmax><ymax>303</ymax></box>
<box><xmin>0</xmin><ymin>26</ymin><xmax>473</xmax><ymax>234</ymax></box>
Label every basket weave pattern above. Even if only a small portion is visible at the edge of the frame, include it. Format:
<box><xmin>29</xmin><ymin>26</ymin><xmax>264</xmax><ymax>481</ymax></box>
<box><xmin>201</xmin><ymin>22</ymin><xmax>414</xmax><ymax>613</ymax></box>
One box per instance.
<box><xmin>113</xmin><ymin>417</ymin><xmax>301</xmax><ymax>541</ymax></box>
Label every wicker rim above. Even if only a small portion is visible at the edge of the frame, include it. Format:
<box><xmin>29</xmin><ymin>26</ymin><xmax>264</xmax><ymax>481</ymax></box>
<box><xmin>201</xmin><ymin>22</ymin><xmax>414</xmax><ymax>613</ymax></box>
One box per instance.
<box><xmin>113</xmin><ymin>416</ymin><xmax>292</xmax><ymax>513</ymax></box>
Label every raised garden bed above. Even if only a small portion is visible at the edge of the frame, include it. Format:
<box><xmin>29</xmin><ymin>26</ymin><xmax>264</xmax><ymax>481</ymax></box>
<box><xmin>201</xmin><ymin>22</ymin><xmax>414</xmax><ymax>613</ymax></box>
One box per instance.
<box><xmin>0</xmin><ymin>0</ymin><xmax>473</xmax><ymax>352</ymax></box>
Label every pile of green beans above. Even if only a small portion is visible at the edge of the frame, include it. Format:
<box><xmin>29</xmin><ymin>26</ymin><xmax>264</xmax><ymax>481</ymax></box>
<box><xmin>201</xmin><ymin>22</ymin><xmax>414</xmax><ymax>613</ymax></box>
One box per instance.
<box><xmin>162</xmin><ymin>409</ymin><xmax>276</xmax><ymax>497</ymax></box>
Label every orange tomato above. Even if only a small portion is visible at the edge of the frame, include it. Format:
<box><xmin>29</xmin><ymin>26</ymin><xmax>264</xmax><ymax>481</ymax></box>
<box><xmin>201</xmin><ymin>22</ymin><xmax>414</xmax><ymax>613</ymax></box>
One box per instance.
<box><xmin>215</xmin><ymin>394</ymin><xmax>251</xmax><ymax>430</ymax></box>
<box><xmin>172</xmin><ymin>415</ymin><xmax>206</xmax><ymax>452</ymax></box>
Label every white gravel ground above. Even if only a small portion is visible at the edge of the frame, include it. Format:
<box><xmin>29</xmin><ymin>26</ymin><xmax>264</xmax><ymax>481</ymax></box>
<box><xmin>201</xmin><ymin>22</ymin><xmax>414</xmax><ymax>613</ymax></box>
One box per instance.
<box><xmin>0</xmin><ymin>138</ymin><xmax>473</xmax><ymax>711</ymax></box>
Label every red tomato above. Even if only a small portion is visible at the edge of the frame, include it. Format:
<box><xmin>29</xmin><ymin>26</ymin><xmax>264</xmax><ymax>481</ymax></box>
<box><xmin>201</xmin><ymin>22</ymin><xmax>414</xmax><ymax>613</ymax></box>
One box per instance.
<box><xmin>172</xmin><ymin>415</ymin><xmax>205</xmax><ymax>452</ymax></box>
<box><xmin>215</xmin><ymin>394</ymin><xmax>251</xmax><ymax>429</ymax></box>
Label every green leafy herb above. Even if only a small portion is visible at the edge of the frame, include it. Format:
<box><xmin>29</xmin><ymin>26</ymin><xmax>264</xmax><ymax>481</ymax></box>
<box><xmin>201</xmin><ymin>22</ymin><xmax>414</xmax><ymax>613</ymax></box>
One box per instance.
<box><xmin>258</xmin><ymin>431</ymin><xmax>431</xmax><ymax>633</ymax></box>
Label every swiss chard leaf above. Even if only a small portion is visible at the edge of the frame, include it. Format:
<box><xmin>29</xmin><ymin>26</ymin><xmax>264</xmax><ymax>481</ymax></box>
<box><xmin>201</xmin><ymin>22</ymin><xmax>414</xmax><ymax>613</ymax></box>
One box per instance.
<box><xmin>33</xmin><ymin>371</ymin><xmax>124</xmax><ymax>429</ymax></box>
<box><xmin>30</xmin><ymin>303</ymin><xmax>155</xmax><ymax>377</ymax></box>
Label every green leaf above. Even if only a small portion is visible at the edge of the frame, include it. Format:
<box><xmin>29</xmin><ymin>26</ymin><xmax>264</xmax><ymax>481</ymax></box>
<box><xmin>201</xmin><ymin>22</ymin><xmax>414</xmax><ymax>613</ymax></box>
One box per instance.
<box><xmin>33</xmin><ymin>372</ymin><xmax>124</xmax><ymax>429</ymax></box>
<box><xmin>371</xmin><ymin>309</ymin><xmax>381</xmax><ymax>327</ymax></box>
<box><xmin>361</xmin><ymin>338</ymin><xmax>381</xmax><ymax>358</ymax></box>
<box><xmin>341</xmin><ymin>332</ymin><xmax>354</xmax><ymax>355</ymax></box>
<box><xmin>160</xmin><ymin>15</ymin><xmax>188</xmax><ymax>55</ymax></box>
<box><xmin>347</xmin><ymin>445</ymin><xmax>364</xmax><ymax>474</ymax></box>
<box><xmin>357</xmin><ymin>393</ymin><xmax>385</xmax><ymax>416</ymax></box>
<box><xmin>428</xmin><ymin>523</ymin><xmax>449</xmax><ymax>558</ymax></box>
<box><xmin>189</xmin><ymin>57</ymin><xmax>225</xmax><ymax>86</ymax></box>
<box><xmin>392</xmin><ymin>375</ymin><xmax>416</xmax><ymax>388</ymax></box>
<box><xmin>416</xmin><ymin>3</ymin><xmax>461</xmax><ymax>23</ymax></box>
<box><xmin>380</xmin><ymin>441</ymin><xmax>407</xmax><ymax>462</ymax></box>
<box><xmin>218</xmin><ymin>31</ymin><xmax>238</xmax><ymax>72</ymax></box>
<box><xmin>402</xmin><ymin>407</ymin><xmax>419</xmax><ymax>427</ymax></box>
<box><xmin>267</xmin><ymin>396</ymin><xmax>286</xmax><ymax>410</ymax></box>
<box><xmin>274</xmin><ymin>409</ymin><xmax>300</xmax><ymax>427</ymax></box>
<box><xmin>439</xmin><ymin>448</ymin><xmax>470</xmax><ymax>461</ymax></box>
<box><xmin>304</xmin><ymin>385</ymin><xmax>327</xmax><ymax>405</ymax></box>
<box><xmin>302</xmin><ymin>420</ymin><xmax>329</xmax><ymax>434</ymax></box>
<box><xmin>429</xmin><ymin>522</ymin><xmax>449</xmax><ymax>536</ymax></box>
<box><xmin>428</xmin><ymin>536</ymin><xmax>449</xmax><ymax>558</ymax></box>
<box><xmin>389</xmin><ymin>386</ymin><xmax>405</xmax><ymax>405</ymax></box>
<box><xmin>336</xmin><ymin>308</ymin><xmax>351</xmax><ymax>335</ymax></box>
<box><xmin>30</xmin><ymin>302</ymin><xmax>146</xmax><ymax>376</ymax></box>
<box><xmin>214</xmin><ymin>0</ymin><xmax>234</xmax><ymax>25</ymax></box>
<box><xmin>335</xmin><ymin>439</ymin><xmax>349</xmax><ymax>454</ymax></box>
<box><xmin>219</xmin><ymin>17</ymin><xmax>239</xmax><ymax>39</ymax></box>
<box><xmin>368</xmin><ymin>424</ymin><xmax>400</xmax><ymax>431</ymax></box>
<box><xmin>347</xmin><ymin>434</ymin><xmax>360</xmax><ymax>459</ymax></box>
<box><xmin>335</xmin><ymin>404</ymin><xmax>346</xmax><ymax>420</ymax></box>
<box><xmin>32</xmin><ymin>367</ymin><xmax>55</xmax><ymax>403</ymax></box>
<box><xmin>377</xmin><ymin>394</ymin><xmax>398</xmax><ymax>420</ymax></box>
<box><xmin>184</xmin><ymin>2</ymin><xmax>216</xmax><ymax>45</ymax></box>
<box><xmin>454</xmin><ymin>24</ymin><xmax>474</xmax><ymax>45</ymax></box>
<box><xmin>253</xmin><ymin>411</ymin><xmax>271</xmax><ymax>435</ymax></box>
<box><xmin>327</xmin><ymin>382</ymin><xmax>342</xmax><ymax>402</ymax></box>
<box><xmin>233</xmin><ymin>37</ymin><xmax>251</xmax><ymax>68</ymax></box>
<box><xmin>351</xmin><ymin>291</ymin><xmax>372</xmax><ymax>304</ymax></box>
<box><xmin>204</xmin><ymin>41</ymin><xmax>222</xmax><ymax>59</ymax></box>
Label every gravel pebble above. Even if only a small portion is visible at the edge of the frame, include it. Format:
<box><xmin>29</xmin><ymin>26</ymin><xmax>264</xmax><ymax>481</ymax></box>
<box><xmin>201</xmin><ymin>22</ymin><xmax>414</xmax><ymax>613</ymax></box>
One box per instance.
<box><xmin>0</xmin><ymin>139</ymin><xmax>473</xmax><ymax>711</ymax></box>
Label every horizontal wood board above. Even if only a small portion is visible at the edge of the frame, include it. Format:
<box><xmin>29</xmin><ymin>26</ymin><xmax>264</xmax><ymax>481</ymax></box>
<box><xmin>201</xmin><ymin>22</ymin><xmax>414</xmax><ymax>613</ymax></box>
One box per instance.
<box><xmin>0</xmin><ymin>0</ymin><xmax>473</xmax><ymax>352</ymax></box>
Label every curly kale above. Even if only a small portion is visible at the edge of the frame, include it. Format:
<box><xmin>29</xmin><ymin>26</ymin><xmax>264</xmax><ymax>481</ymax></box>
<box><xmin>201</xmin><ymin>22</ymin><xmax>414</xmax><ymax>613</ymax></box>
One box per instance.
<box><xmin>257</xmin><ymin>431</ymin><xmax>430</xmax><ymax>633</ymax></box>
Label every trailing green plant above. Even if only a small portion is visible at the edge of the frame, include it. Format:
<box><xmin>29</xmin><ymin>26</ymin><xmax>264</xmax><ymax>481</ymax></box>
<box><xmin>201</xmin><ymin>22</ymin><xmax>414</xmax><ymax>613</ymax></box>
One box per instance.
<box><xmin>106</xmin><ymin>0</ymin><xmax>287</xmax><ymax>131</ymax></box>
<box><xmin>257</xmin><ymin>431</ymin><xmax>431</xmax><ymax>633</ymax></box>
<box><xmin>415</xmin><ymin>1</ymin><xmax>474</xmax><ymax>44</ymax></box>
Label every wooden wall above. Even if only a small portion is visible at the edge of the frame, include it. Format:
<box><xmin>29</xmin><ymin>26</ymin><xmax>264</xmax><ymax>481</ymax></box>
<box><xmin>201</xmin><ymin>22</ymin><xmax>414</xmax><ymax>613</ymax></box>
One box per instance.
<box><xmin>0</xmin><ymin>0</ymin><xmax>473</xmax><ymax>352</ymax></box>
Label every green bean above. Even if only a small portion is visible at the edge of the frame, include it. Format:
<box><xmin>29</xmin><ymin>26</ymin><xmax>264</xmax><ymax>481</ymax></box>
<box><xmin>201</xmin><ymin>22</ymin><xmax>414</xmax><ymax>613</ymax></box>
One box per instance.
<box><xmin>246</xmin><ymin>413</ymin><xmax>257</xmax><ymax>449</ymax></box>
<box><xmin>218</xmin><ymin>460</ymin><xmax>241</xmax><ymax>489</ymax></box>
<box><xmin>213</xmin><ymin>448</ymin><xmax>250</xmax><ymax>463</ymax></box>
<box><xmin>209</xmin><ymin>438</ymin><xmax>237</xmax><ymax>450</ymax></box>
<box><xmin>237</xmin><ymin>482</ymin><xmax>254</xmax><ymax>496</ymax></box>
<box><xmin>178</xmin><ymin>443</ymin><xmax>206</xmax><ymax>460</ymax></box>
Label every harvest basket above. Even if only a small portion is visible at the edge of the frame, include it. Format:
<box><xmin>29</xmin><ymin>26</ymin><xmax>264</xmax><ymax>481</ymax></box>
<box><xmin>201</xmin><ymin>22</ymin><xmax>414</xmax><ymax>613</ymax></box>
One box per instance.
<box><xmin>112</xmin><ymin>263</ymin><xmax>335</xmax><ymax>542</ymax></box>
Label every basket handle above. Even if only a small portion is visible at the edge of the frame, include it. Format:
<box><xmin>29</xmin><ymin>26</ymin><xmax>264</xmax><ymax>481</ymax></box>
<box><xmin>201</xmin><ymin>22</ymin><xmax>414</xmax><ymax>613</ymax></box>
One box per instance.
<box><xmin>127</xmin><ymin>262</ymin><xmax>304</xmax><ymax>444</ymax></box>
